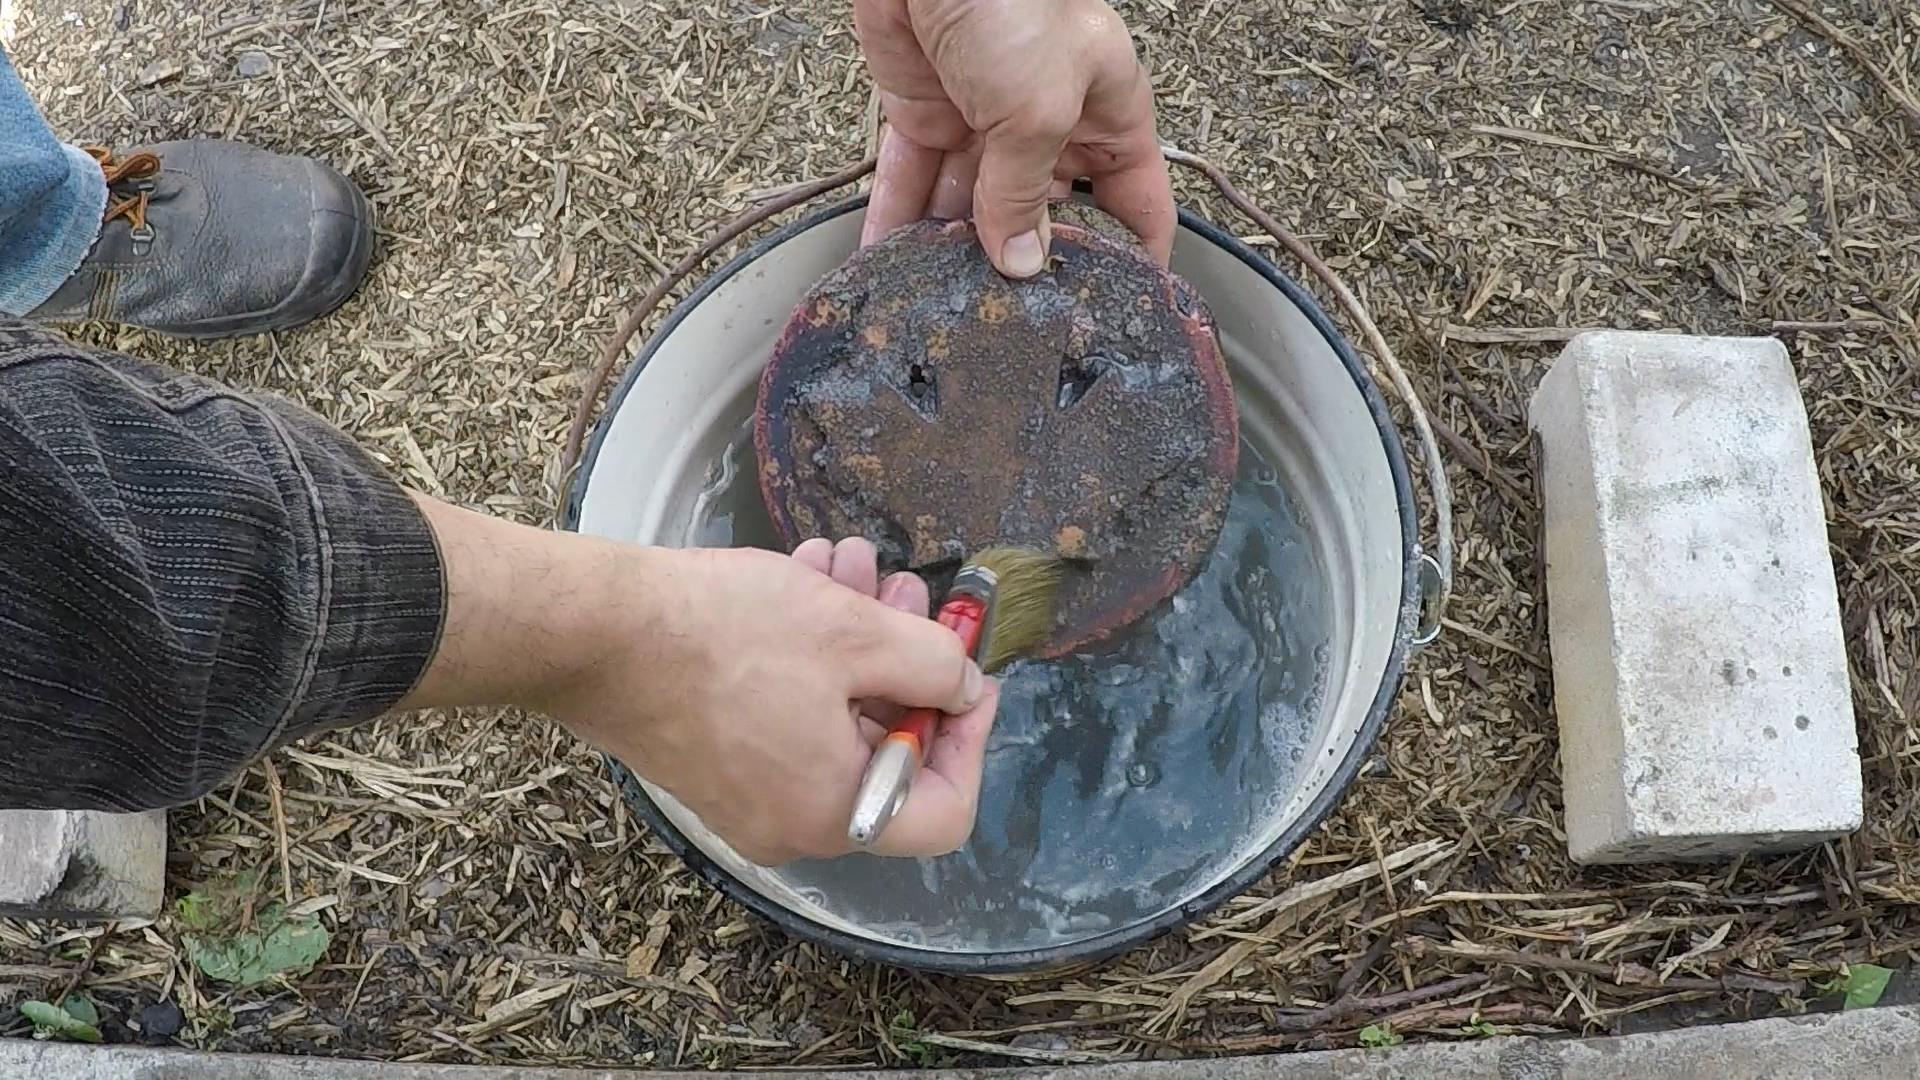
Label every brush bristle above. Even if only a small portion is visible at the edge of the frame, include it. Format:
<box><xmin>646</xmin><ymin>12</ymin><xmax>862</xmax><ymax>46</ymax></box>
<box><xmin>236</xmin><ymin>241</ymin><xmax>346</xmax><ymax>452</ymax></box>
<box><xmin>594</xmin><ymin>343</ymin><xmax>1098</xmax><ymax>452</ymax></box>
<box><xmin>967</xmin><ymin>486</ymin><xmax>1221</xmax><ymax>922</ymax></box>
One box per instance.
<box><xmin>969</xmin><ymin>546</ymin><xmax>1064</xmax><ymax>672</ymax></box>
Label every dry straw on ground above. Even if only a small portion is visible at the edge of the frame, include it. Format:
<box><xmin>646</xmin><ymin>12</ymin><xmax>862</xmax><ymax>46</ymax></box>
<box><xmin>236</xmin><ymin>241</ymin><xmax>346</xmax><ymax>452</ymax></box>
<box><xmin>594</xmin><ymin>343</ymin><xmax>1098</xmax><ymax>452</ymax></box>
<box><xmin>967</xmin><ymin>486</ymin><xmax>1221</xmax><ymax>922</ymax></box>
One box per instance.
<box><xmin>4</xmin><ymin>0</ymin><xmax>1920</xmax><ymax>1067</ymax></box>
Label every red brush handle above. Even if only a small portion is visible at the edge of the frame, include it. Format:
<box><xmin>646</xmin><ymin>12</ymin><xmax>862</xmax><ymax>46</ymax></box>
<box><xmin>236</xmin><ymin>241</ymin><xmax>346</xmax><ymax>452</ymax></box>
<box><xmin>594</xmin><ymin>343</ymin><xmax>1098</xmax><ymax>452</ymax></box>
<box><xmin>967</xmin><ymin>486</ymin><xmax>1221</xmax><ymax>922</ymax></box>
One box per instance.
<box><xmin>885</xmin><ymin>592</ymin><xmax>988</xmax><ymax>757</ymax></box>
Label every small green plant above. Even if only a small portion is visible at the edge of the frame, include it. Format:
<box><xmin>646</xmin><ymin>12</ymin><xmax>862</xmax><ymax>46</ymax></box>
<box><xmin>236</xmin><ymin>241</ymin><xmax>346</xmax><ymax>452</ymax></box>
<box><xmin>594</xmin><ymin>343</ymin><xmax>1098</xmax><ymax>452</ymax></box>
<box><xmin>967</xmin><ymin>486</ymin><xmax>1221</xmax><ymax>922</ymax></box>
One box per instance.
<box><xmin>887</xmin><ymin>1008</ymin><xmax>942</xmax><ymax>1067</ymax></box>
<box><xmin>18</xmin><ymin>996</ymin><xmax>101</xmax><ymax>1043</ymax></box>
<box><xmin>176</xmin><ymin>872</ymin><xmax>329</xmax><ymax>986</ymax></box>
<box><xmin>1818</xmin><ymin>963</ymin><xmax>1894</xmax><ymax>1011</ymax></box>
<box><xmin>1461</xmin><ymin>1015</ymin><xmax>1498</xmax><ymax>1038</ymax></box>
<box><xmin>1358</xmin><ymin>1022</ymin><xmax>1402</xmax><ymax>1048</ymax></box>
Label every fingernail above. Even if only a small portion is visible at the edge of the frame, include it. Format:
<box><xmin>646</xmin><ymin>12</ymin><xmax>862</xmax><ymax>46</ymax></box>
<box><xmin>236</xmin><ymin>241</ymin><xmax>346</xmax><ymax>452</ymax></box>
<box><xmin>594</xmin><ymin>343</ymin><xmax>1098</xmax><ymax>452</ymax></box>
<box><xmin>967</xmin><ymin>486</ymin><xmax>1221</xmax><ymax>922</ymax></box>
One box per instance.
<box><xmin>1003</xmin><ymin>230</ymin><xmax>1045</xmax><ymax>277</ymax></box>
<box><xmin>962</xmin><ymin>659</ymin><xmax>985</xmax><ymax>706</ymax></box>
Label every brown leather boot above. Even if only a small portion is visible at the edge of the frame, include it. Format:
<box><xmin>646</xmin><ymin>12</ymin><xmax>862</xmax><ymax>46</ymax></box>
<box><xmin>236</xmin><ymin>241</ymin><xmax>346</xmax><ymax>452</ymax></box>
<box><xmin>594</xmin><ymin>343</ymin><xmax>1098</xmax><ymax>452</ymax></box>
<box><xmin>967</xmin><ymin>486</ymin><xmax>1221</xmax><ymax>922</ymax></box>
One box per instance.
<box><xmin>26</xmin><ymin>141</ymin><xmax>375</xmax><ymax>338</ymax></box>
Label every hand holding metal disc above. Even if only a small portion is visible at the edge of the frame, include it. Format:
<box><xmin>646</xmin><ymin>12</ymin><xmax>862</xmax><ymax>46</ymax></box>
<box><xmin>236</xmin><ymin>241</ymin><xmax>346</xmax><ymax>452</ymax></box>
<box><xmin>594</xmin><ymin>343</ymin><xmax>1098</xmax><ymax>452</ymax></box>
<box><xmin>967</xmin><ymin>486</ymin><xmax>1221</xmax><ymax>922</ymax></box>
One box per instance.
<box><xmin>755</xmin><ymin>208</ymin><xmax>1237</xmax><ymax>656</ymax></box>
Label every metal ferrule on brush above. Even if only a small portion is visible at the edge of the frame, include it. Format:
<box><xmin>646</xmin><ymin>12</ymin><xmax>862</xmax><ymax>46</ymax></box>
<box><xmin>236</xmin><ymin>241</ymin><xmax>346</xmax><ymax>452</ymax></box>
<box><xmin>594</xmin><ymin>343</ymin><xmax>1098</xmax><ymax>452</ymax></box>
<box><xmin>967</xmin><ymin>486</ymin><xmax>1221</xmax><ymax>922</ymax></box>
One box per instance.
<box><xmin>946</xmin><ymin>564</ymin><xmax>1000</xmax><ymax>667</ymax></box>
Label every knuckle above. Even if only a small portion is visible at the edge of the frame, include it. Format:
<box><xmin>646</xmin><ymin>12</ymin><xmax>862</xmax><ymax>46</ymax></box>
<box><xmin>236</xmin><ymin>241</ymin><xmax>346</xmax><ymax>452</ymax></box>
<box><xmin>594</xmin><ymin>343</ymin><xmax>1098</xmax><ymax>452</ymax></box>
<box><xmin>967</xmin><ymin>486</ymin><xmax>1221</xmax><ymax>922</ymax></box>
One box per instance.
<box><xmin>998</xmin><ymin>101</ymin><xmax>1080</xmax><ymax>148</ymax></box>
<box><xmin>819</xmin><ymin>592</ymin><xmax>879</xmax><ymax>657</ymax></box>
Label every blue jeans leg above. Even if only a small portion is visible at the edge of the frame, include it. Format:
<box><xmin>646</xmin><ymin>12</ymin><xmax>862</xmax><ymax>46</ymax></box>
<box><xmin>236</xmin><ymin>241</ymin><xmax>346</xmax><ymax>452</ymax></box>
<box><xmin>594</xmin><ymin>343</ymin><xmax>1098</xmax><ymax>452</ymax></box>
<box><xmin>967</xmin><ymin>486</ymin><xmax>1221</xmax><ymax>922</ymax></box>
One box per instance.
<box><xmin>0</xmin><ymin>46</ymin><xmax>106</xmax><ymax>316</ymax></box>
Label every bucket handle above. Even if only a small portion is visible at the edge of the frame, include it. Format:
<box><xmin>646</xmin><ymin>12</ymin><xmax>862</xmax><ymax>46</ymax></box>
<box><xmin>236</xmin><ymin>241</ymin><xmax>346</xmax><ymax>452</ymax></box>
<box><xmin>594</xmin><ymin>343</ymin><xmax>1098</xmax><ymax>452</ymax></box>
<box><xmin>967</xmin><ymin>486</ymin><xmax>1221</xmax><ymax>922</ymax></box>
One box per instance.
<box><xmin>1156</xmin><ymin>148</ymin><xmax>1453</xmax><ymax>648</ymax></box>
<box><xmin>560</xmin><ymin>147</ymin><xmax>1453</xmax><ymax>648</ymax></box>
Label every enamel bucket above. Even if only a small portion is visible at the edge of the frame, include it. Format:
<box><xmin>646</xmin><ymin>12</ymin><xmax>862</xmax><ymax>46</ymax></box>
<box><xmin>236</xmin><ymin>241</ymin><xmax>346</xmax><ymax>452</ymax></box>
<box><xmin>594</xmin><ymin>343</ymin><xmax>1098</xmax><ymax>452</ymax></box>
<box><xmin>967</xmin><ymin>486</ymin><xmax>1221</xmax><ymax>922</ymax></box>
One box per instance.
<box><xmin>563</xmin><ymin>193</ymin><xmax>1444</xmax><ymax>974</ymax></box>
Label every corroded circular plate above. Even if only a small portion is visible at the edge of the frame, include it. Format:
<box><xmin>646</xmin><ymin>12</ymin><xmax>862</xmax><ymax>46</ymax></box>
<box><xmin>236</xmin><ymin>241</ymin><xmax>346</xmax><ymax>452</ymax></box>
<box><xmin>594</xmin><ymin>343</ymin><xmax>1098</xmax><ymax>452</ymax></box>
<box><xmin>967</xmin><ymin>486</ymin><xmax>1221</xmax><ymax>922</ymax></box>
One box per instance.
<box><xmin>754</xmin><ymin>212</ymin><xmax>1237</xmax><ymax>656</ymax></box>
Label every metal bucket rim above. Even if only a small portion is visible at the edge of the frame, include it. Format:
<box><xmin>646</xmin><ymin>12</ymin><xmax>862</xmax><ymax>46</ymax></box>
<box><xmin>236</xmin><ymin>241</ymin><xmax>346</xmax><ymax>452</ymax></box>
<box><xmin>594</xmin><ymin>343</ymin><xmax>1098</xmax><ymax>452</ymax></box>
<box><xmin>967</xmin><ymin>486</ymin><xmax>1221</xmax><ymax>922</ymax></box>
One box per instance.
<box><xmin>562</xmin><ymin>194</ymin><xmax>1421</xmax><ymax>975</ymax></box>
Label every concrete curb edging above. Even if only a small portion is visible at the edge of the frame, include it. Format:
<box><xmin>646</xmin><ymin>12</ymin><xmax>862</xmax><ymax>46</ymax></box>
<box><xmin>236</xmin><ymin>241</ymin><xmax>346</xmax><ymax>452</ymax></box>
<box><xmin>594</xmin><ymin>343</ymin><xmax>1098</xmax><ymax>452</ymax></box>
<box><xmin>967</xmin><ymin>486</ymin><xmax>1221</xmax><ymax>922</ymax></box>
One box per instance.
<box><xmin>6</xmin><ymin>1005</ymin><xmax>1918</xmax><ymax>1080</ymax></box>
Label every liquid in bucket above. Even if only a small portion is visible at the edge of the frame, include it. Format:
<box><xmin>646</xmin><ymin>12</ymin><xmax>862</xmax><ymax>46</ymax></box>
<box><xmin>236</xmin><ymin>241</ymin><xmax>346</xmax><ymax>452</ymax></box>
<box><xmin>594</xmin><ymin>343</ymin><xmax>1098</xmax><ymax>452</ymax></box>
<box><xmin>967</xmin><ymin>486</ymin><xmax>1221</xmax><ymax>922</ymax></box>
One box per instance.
<box><xmin>688</xmin><ymin>420</ymin><xmax>1333</xmax><ymax>953</ymax></box>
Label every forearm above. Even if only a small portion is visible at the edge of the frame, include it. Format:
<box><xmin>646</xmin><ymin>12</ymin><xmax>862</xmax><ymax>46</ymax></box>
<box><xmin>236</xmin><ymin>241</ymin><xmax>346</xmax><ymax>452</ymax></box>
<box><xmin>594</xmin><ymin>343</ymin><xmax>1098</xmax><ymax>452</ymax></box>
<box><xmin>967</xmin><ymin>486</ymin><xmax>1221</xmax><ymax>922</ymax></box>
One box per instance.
<box><xmin>398</xmin><ymin>496</ymin><xmax>663</xmax><ymax>714</ymax></box>
<box><xmin>0</xmin><ymin>323</ymin><xmax>443</xmax><ymax>811</ymax></box>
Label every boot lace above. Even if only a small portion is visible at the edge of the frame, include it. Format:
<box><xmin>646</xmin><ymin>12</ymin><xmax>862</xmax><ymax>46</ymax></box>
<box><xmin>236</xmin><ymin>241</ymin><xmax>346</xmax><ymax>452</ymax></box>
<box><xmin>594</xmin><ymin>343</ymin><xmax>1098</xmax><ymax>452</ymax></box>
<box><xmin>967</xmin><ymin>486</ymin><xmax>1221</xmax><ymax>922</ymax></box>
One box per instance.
<box><xmin>83</xmin><ymin>146</ymin><xmax>163</xmax><ymax>237</ymax></box>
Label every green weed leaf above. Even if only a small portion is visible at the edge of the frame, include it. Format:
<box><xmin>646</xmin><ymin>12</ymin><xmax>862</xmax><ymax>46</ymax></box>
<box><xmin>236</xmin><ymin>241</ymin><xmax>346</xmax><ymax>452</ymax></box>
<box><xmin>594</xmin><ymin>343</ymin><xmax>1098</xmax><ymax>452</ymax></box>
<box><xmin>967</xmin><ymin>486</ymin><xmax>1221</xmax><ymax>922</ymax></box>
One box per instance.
<box><xmin>18</xmin><ymin>999</ymin><xmax>103</xmax><ymax>1043</ymax></box>
<box><xmin>59</xmin><ymin>995</ymin><xmax>99</xmax><ymax>1027</ymax></box>
<box><xmin>176</xmin><ymin>876</ymin><xmax>329</xmax><ymax>986</ymax></box>
<box><xmin>184</xmin><ymin>910</ymin><xmax>330</xmax><ymax>985</ymax></box>
<box><xmin>1840</xmin><ymin>964</ymin><xmax>1894</xmax><ymax>1011</ymax></box>
<box><xmin>1358</xmin><ymin>1023</ymin><xmax>1402</xmax><ymax>1048</ymax></box>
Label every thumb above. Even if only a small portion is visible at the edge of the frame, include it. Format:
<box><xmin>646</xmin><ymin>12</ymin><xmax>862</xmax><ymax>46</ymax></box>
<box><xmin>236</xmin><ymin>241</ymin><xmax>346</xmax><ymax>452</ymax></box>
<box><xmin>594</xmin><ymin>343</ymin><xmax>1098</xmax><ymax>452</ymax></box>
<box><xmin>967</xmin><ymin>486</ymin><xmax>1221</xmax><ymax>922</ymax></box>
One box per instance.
<box><xmin>845</xmin><ymin>602</ymin><xmax>985</xmax><ymax>714</ymax></box>
<box><xmin>973</xmin><ymin>112</ymin><xmax>1072</xmax><ymax>278</ymax></box>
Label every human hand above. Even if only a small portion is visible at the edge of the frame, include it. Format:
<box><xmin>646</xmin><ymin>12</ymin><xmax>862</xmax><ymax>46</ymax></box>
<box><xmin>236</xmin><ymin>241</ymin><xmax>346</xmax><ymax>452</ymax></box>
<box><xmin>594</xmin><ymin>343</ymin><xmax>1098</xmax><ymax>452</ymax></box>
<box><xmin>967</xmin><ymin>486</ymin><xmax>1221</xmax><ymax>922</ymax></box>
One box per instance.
<box><xmin>547</xmin><ymin>538</ymin><xmax>999</xmax><ymax>866</ymax></box>
<box><xmin>400</xmin><ymin>498</ymin><xmax>1000</xmax><ymax>865</ymax></box>
<box><xmin>854</xmin><ymin>0</ymin><xmax>1175</xmax><ymax>277</ymax></box>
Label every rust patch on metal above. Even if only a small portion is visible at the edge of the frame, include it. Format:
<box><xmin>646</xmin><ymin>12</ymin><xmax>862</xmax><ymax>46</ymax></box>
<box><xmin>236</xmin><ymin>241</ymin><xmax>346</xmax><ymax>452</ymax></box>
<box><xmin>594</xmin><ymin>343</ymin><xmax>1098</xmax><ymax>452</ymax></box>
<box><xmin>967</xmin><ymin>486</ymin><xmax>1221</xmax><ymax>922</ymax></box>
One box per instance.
<box><xmin>755</xmin><ymin>210</ymin><xmax>1237</xmax><ymax>656</ymax></box>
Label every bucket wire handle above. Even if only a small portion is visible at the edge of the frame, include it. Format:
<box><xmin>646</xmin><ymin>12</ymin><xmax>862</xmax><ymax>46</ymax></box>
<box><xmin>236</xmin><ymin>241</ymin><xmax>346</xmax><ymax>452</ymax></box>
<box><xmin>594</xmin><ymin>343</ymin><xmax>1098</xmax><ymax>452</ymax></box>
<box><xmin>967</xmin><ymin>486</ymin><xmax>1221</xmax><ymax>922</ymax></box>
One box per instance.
<box><xmin>1158</xmin><ymin>146</ymin><xmax>1452</xmax><ymax>647</ymax></box>
<box><xmin>563</xmin><ymin>147</ymin><xmax>1452</xmax><ymax>646</ymax></box>
<box><xmin>559</xmin><ymin>157</ymin><xmax>880</xmax><ymax>485</ymax></box>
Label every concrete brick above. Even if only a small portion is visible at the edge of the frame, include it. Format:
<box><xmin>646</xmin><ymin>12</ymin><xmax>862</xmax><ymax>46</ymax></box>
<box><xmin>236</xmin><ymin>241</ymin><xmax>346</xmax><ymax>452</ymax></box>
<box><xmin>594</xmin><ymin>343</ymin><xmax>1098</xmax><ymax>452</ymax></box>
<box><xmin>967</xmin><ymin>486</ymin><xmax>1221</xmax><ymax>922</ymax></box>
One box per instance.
<box><xmin>1529</xmin><ymin>330</ymin><xmax>1861</xmax><ymax>864</ymax></box>
<box><xmin>0</xmin><ymin>809</ymin><xmax>166</xmax><ymax>920</ymax></box>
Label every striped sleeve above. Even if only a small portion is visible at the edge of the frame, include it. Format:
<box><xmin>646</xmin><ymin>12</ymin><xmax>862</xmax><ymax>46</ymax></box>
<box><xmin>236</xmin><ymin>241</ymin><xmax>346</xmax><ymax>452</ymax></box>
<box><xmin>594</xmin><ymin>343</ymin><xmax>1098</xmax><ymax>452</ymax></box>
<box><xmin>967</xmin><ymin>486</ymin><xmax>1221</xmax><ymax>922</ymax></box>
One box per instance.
<box><xmin>0</xmin><ymin>322</ymin><xmax>444</xmax><ymax>811</ymax></box>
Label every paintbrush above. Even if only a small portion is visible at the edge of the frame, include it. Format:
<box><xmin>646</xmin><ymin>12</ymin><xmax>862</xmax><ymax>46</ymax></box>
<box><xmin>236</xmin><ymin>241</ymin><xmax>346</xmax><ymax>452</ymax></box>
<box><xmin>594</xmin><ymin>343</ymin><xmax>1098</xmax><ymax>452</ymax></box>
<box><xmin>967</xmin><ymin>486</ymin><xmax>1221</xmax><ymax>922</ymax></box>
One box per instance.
<box><xmin>847</xmin><ymin>546</ymin><xmax>1064</xmax><ymax>848</ymax></box>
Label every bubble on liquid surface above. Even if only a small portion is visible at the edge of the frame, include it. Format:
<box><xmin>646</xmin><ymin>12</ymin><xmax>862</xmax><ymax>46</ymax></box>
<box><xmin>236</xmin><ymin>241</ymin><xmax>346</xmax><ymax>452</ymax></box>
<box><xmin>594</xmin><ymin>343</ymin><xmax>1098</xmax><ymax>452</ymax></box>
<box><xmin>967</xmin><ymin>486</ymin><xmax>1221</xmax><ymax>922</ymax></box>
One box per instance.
<box><xmin>684</xmin><ymin>426</ymin><xmax>1334</xmax><ymax>952</ymax></box>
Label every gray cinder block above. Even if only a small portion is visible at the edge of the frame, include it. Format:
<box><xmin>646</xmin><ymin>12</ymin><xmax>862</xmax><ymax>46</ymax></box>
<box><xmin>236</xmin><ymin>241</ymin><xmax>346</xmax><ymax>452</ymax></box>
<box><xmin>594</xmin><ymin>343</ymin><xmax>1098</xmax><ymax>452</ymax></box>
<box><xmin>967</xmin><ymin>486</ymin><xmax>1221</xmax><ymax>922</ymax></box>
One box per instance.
<box><xmin>0</xmin><ymin>810</ymin><xmax>166</xmax><ymax>920</ymax></box>
<box><xmin>1530</xmin><ymin>330</ymin><xmax>1861</xmax><ymax>864</ymax></box>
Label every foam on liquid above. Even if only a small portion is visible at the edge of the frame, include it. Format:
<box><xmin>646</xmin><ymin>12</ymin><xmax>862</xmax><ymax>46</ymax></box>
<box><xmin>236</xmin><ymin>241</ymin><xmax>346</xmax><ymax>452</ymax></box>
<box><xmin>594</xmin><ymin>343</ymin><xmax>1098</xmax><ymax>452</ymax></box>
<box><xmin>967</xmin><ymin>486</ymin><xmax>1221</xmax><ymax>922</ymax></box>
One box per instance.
<box><xmin>687</xmin><ymin>421</ymin><xmax>1332</xmax><ymax>952</ymax></box>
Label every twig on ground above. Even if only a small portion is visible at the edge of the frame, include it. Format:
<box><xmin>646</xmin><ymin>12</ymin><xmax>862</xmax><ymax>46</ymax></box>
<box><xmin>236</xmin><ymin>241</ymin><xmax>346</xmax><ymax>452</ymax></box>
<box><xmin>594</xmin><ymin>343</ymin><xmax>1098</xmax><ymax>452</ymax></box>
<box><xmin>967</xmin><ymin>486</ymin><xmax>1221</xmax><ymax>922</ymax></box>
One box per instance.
<box><xmin>1771</xmin><ymin>318</ymin><xmax>1891</xmax><ymax>336</ymax></box>
<box><xmin>1768</xmin><ymin>0</ymin><xmax>1920</xmax><ymax>135</ymax></box>
<box><xmin>1377</xmin><ymin>1002</ymin><xmax>1573</xmax><ymax>1033</ymax></box>
<box><xmin>1198</xmin><ymin>1000</ymin><xmax>1564</xmax><ymax>1051</ymax></box>
<box><xmin>1438</xmin><ymin>618</ymin><xmax>1551</xmax><ymax>670</ymax></box>
<box><xmin>912</xmin><ymin>1032</ymin><xmax>1117</xmax><ymax>1064</ymax></box>
<box><xmin>1469</xmin><ymin>124</ymin><xmax>1711</xmax><ymax>191</ymax></box>
<box><xmin>1271</xmin><ymin>972</ymin><xmax>1490</xmax><ymax>1033</ymax></box>
<box><xmin>290</xmin><ymin>41</ymin><xmax>401</xmax><ymax>164</ymax></box>
<box><xmin>51</xmin><ymin>929</ymin><xmax>114</xmax><ymax>1006</ymax></box>
<box><xmin>1429</xmin><ymin>417</ymin><xmax>1534</xmax><ymax>510</ymax></box>
<box><xmin>264</xmin><ymin>761</ymin><xmax>293</xmax><ymax>907</ymax></box>
<box><xmin>707</xmin><ymin>52</ymin><xmax>791</xmax><ymax>181</ymax></box>
<box><xmin>361</xmin><ymin>930</ymin><xmax>725</xmax><ymax>1007</ymax></box>
<box><xmin>1334</xmin><ymin>933</ymin><xmax>1397</xmax><ymax>1001</ymax></box>
<box><xmin>1195</xmin><ymin>840</ymin><xmax>1452</xmax><ymax>939</ymax></box>
<box><xmin>1418</xmin><ymin>940</ymin><xmax>1803</xmax><ymax>995</ymax></box>
<box><xmin>1443</xmin><ymin>324</ymin><xmax>1583</xmax><ymax>345</ymax></box>
<box><xmin>1442</xmin><ymin>319</ymin><xmax>1891</xmax><ymax>344</ymax></box>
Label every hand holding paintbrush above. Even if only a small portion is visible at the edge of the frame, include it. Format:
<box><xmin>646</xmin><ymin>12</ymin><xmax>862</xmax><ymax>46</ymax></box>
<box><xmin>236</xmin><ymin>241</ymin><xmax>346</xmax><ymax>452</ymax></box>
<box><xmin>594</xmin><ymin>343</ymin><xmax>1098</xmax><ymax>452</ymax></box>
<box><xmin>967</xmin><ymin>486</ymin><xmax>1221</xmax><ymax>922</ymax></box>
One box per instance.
<box><xmin>848</xmin><ymin>546</ymin><xmax>1065</xmax><ymax>847</ymax></box>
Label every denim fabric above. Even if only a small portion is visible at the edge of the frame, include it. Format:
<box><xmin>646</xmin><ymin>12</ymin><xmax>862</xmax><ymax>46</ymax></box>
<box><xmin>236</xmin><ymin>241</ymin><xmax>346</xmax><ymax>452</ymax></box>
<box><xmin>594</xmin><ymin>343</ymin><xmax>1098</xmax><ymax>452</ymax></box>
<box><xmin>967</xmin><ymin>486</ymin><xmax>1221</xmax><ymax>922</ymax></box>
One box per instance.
<box><xmin>0</xmin><ymin>47</ymin><xmax>106</xmax><ymax>316</ymax></box>
<box><xmin>0</xmin><ymin>321</ymin><xmax>446</xmax><ymax>811</ymax></box>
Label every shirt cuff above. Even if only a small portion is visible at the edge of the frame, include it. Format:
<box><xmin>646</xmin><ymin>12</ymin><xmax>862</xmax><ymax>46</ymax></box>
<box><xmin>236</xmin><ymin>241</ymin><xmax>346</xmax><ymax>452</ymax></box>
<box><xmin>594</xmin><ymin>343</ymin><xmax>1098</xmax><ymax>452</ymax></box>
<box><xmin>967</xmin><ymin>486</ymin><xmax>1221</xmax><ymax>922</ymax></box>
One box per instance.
<box><xmin>255</xmin><ymin>396</ymin><xmax>446</xmax><ymax>745</ymax></box>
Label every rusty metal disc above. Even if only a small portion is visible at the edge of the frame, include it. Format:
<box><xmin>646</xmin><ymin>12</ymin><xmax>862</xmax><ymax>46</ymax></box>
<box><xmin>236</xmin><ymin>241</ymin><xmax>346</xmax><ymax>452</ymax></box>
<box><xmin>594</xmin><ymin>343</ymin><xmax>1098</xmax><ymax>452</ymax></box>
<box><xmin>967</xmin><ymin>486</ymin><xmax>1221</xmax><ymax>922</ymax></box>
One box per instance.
<box><xmin>754</xmin><ymin>209</ymin><xmax>1237</xmax><ymax>657</ymax></box>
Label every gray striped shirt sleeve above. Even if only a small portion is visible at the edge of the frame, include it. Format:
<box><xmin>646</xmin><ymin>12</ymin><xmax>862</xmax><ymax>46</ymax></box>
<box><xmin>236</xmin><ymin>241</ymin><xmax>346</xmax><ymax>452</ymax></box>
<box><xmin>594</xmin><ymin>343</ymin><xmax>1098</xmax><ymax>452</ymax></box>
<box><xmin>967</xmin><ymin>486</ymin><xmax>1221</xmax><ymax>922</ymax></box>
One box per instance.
<box><xmin>0</xmin><ymin>321</ymin><xmax>445</xmax><ymax>811</ymax></box>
